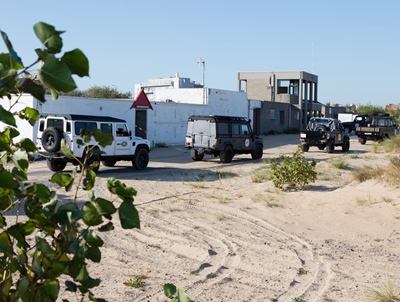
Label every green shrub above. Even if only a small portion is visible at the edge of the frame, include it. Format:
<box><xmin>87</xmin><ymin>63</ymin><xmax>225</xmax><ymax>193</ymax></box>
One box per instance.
<box><xmin>269</xmin><ymin>150</ymin><xmax>317</xmax><ymax>190</ymax></box>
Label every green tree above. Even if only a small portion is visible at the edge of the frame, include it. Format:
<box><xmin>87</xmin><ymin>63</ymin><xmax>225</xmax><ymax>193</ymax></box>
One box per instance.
<box><xmin>356</xmin><ymin>103</ymin><xmax>386</xmax><ymax>115</ymax></box>
<box><xmin>57</xmin><ymin>85</ymin><xmax>132</xmax><ymax>99</ymax></box>
<box><xmin>0</xmin><ymin>22</ymin><xmax>140</xmax><ymax>301</ymax></box>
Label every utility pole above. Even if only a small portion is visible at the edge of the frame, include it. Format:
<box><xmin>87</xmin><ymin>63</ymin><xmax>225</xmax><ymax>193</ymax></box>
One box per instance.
<box><xmin>197</xmin><ymin>57</ymin><xmax>205</xmax><ymax>104</ymax></box>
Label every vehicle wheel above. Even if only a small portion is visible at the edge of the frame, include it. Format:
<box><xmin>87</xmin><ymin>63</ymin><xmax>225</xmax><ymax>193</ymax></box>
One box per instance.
<box><xmin>133</xmin><ymin>148</ymin><xmax>149</xmax><ymax>170</ymax></box>
<box><xmin>317</xmin><ymin>145</ymin><xmax>326</xmax><ymax>150</ymax></box>
<box><xmin>102</xmin><ymin>160</ymin><xmax>117</xmax><ymax>167</ymax></box>
<box><xmin>342</xmin><ymin>137</ymin><xmax>350</xmax><ymax>152</ymax></box>
<box><xmin>41</xmin><ymin>127</ymin><xmax>63</xmax><ymax>152</ymax></box>
<box><xmin>251</xmin><ymin>144</ymin><xmax>263</xmax><ymax>159</ymax></box>
<box><xmin>358</xmin><ymin>137</ymin><xmax>366</xmax><ymax>145</ymax></box>
<box><xmin>83</xmin><ymin>150</ymin><xmax>100</xmax><ymax>173</ymax></box>
<box><xmin>326</xmin><ymin>141</ymin><xmax>335</xmax><ymax>153</ymax></box>
<box><xmin>220</xmin><ymin>146</ymin><xmax>234</xmax><ymax>163</ymax></box>
<box><xmin>191</xmin><ymin>149</ymin><xmax>204</xmax><ymax>161</ymax></box>
<box><xmin>300</xmin><ymin>143</ymin><xmax>310</xmax><ymax>152</ymax></box>
<box><xmin>46</xmin><ymin>159</ymin><xmax>67</xmax><ymax>172</ymax></box>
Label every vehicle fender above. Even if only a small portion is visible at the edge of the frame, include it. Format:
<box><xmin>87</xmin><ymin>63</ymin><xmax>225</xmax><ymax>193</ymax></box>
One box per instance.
<box><xmin>220</xmin><ymin>141</ymin><xmax>233</xmax><ymax>150</ymax></box>
<box><xmin>134</xmin><ymin>143</ymin><xmax>150</xmax><ymax>154</ymax></box>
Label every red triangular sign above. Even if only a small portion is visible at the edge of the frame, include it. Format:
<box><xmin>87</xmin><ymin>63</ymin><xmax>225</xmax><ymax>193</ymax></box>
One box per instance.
<box><xmin>130</xmin><ymin>89</ymin><xmax>153</xmax><ymax>110</ymax></box>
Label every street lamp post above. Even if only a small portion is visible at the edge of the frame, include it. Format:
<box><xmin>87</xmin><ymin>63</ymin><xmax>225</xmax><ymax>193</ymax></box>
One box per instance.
<box><xmin>197</xmin><ymin>57</ymin><xmax>205</xmax><ymax>104</ymax></box>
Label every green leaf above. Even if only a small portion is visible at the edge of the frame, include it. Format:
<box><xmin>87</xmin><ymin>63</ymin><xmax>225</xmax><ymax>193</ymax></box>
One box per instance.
<box><xmin>0</xmin><ymin>231</ymin><xmax>13</xmax><ymax>254</ymax></box>
<box><xmin>82</xmin><ymin>202</ymin><xmax>102</xmax><ymax>226</ymax></box>
<box><xmin>93</xmin><ymin>129</ymin><xmax>113</xmax><ymax>147</ymax></box>
<box><xmin>37</xmin><ymin>237</ymin><xmax>56</xmax><ymax>259</ymax></box>
<box><xmin>50</xmin><ymin>172</ymin><xmax>73</xmax><ymax>188</ymax></box>
<box><xmin>107</xmin><ymin>178</ymin><xmax>137</xmax><ymax>199</ymax></box>
<box><xmin>0</xmin><ymin>170</ymin><xmax>18</xmax><ymax>189</ymax></box>
<box><xmin>8</xmin><ymin>224</ymin><xmax>29</xmax><ymax>250</ymax></box>
<box><xmin>54</xmin><ymin>203</ymin><xmax>84</xmax><ymax>225</ymax></box>
<box><xmin>85</xmin><ymin>246</ymin><xmax>101</xmax><ymax>263</ymax></box>
<box><xmin>17</xmin><ymin>277</ymin><xmax>30</xmax><ymax>301</ymax></box>
<box><xmin>37</xmin><ymin>55</ymin><xmax>77</xmax><ymax>92</ymax></box>
<box><xmin>164</xmin><ymin>283</ymin><xmax>177</xmax><ymax>298</ymax></box>
<box><xmin>0</xmin><ymin>53</ymin><xmax>23</xmax><ymax>70</ymax></box>
<box><xmin>0</xmin><ymin>213</ymin><xmax>5</xmax><ymax>228</ymax></box>
<box><xmin>82</xmin><ymin>230</ymin><xmax>104</xmax><ymax>247</ymax></box>
<box><xmin>95</xmin><ymin>198</ymin><xmax>116</xmax><ymax>216</ymax></box>
<box><xmin>61</xmin><ymin>139</ymin><xmax>74</xmax><ymax>159</ymax></box>
<box><xmin>18</xmin><ymin>138</ymin><xmax>38</xmax><ymax>153</ymax></box>
<box><xmin>118</xmin><ymin>201</ymin><xmax>140</xmax><ymax>229</ymax></box>
<box><xmin>15</xmin><ymin>77</ymin><xmax>46</xmax><ymax>102</ymax></box>
<box><xmin>0</xmin><ymin>104</ymin><xmax>16</xmax><ymax>127</ymax></box>
<box><xmin>62</xmin><ymin>49</ymin><xmax>89</xmax><ymax>77</ymax></box>
<box><xmin>0</xmin><ymin>30</ymin><xmax>23</xmax><ymax>66</ymax></box>
<box><xmin>65</xmin><ymin>280</ymin><xmax>77</xmax><ymax>292</ymax></box>
<box><xmin>37</xmin><ymin>280</ymin><xmax>59</xmax><ymax>300</ymax></box>
<box><xmin>33</xmin><ymin>22</ymin><xmax>64</xmax><ymax>54</ymax></box>
<box><xmin>12</xmin><ymin>149</ymin><xmax>29</xmax><ymax>173</ymax></box>
<box><xmin>82</xmin><ymin>169</ymin><xmax>96</xmax><ymax>191</ymax></box>
<box><xmin>177</xmin><ymin>287</ymin><xmax>192</xmax><ymax>302</ymax></box>
<box><xmin>0</xmin><ymin>132</ymin><xmax>12</xmax><ymax>152</ymax></box>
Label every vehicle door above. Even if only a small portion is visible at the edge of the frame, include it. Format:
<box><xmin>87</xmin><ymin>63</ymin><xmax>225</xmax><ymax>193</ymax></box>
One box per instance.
<box><xmin>231</xmin><ymin>122</ymin><xmax>242</xmax><ymax>150</ymax></box>
<box><xmin>114</xmin><ymin>123</ymin><xmax>132</xmax><ymax>155</ymax></box>
<box><xmin>334</xmin><ymin>120</ymin><xmax>344</xmax><ymax>143</ymax></box>
<box><xmin>99</xmin><ymin>122</ymin><xmax>116</xmax><ymax>155</ymax></box>
<box><xmin>239</xmin><ymin>123</ymin><xmax>253</xmax><ymax>151</ymax></box>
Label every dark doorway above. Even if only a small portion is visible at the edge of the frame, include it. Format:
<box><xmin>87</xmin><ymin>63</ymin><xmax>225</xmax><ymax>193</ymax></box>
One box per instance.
<box><xmin>135</xmin><ymin>110</ymin><xmax>147</xmax><ymax>138</ymax></box>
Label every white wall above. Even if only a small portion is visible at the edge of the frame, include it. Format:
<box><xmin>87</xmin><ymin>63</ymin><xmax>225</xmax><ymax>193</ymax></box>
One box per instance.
<box><xmin>2</xmin><ymin>88</ymin><xmax>250</xmax><ymax>146</ymax></box>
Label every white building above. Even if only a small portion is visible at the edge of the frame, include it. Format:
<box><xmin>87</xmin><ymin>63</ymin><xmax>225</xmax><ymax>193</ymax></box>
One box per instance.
<box><xmin>3</xmin><ymin>77</ymin><xmax>260</xmax><ymax>146</ymax></box>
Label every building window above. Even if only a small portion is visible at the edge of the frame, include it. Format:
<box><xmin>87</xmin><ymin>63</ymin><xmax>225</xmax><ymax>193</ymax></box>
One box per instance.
<box><xmin>270</xmin><ymin>109</ymin><xmax>275</xmax><ymax>120</ymax></box>
<box><xmin>294</xmin><ymin>112</ymin><xmax>299</xmax><ymax>120</ymax></box>
<box><xmin>277</xmin><ymin>80</ymin><xmax>299</xmax><ymax>95</ymax></box>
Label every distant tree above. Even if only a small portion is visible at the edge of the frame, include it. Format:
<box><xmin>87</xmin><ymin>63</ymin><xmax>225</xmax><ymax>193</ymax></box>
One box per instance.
<box><xmin>53</xmin><ymin>85</ymin><xmax>132</xmax><ymax>99</ymax></box>
<box><xmin>356</xmin><ymin>103</ymin><xmax>386</xmax><ymax>115</ymax></box>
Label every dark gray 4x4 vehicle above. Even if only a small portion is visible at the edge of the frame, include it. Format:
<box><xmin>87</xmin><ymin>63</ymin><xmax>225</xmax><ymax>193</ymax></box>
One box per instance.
<box><xmin>185</xmin><ymin>115</ymin><xmax>263</xmax><ymax>163</ymax></box>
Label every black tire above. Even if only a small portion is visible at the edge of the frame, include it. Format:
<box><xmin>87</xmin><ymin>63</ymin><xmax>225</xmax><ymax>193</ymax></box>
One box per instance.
<box><xmin>301</xmin><ymin>143</ymin><xmax>310</xmax><ymax>152</ymax></box>
<box><xmin>342</xmin><ymin>137</ymin><xmax>350</xmax><ymax>152</ymax></box>
<box><xmin>41</xmin><ymin>127</ymin><xmax>62</xmax><ymax>152</ymax></box>
<box><xmin>46</xmin><ymin>159</ymin><xmax>67</xmax><ymax>172</ymax></box>
<box><xmin>220</xmin><ymin>146</ymin><xmax>234</xmax><ymax>163</ymax></box>
<box><xmin>133</xmin><ymin>148</ymin><xmax>149</xmax><ymax>170</ymax></box>
<box><xmin>358</xmin><ymin>137</ymin><xmax>366</xmax><ymax>145</ymax></box>
<box><xmin>251</xmin><ymin>144</ymin><xmax>263</xmax><ymax>159</ymax></box>
<box><xmin>102</xmin><ymin>160</ymin><xmax>117</xmax><ymax>167</ymax></box>
<box><xmin>191</xmin><ymin>149</ymin><xmax>204</xmax><ymax>161</ymax></box>
<box><xmin>315</xmin><ymin>125</ymin><xmax>329</xmax><ymax>132</ymax></box>
<box><xmin>326</xmin><ymin>140</ymin><xmax>335</xmax><ymax>153</ymax></box>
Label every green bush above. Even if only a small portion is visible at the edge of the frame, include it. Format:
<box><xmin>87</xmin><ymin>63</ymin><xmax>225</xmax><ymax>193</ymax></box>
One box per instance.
<box><xmin>269</xmin><ymin>150</ymin><xmax>317</xmax><ymax>190</ymax></box>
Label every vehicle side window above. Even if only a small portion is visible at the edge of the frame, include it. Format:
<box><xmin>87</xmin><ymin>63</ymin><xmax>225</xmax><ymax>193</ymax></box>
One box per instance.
<box><xmin>66</xmin><ymin>122</ymin><xmax>71</xmax><ymax>133</ymax></box>
<box><xmin>217</xmin><ymin>122</ymin><xmax>229</xmax><ymax>136</ymax></box>
<box><xmin>232</xmin><ymin>124</ymin><xmax>240</xmax><ymax>136</ymax></box>
<box><xmin>241</xmin><ymin>124</ymin><xmax>250</xmax><ymax>135</ymax></box>
<box><xmin>75</xmin><ymin>122</ymin><xmax>97</xmax><ymax>135</ymax></box>
<box><xmin>100</xmin><ymin>123</ymin><xmax>113</xmax><ymax>134</ymax></box>
<box><xmin>39</xmin><ymin>120</ymin><xmax>45</xmax><ymax>131</ymax></box>
<box><xmin>116</xmin><ymin>123</ymin><xmax>129</xmax><ymax>137</ymax></box>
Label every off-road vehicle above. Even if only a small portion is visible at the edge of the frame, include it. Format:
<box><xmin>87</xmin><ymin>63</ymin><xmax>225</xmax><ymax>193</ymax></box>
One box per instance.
<box><xmin>355</xmin><ymin>114</ymin><xmax>398</xmax><ymax>144</ymax></box>
<box><xmin>185</xmin><ymin>115</ymin><xmax>263</xmax><ymax>163</ymax></box>
<box><xmin>36</xmin><ymin>114</ymin><xmax>151</xmax><ymax>172</ymax></box>
<box><xmin>300</xmin><ymin>117</ymin><xmax>350</xmax><ymax>153</ymax></box>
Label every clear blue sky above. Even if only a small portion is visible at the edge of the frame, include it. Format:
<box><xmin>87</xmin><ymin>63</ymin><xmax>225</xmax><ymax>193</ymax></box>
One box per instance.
<box><xmin>1</xmin><ymin>1</ymin><xmax>399</xmax><ymax>107</ymax></box>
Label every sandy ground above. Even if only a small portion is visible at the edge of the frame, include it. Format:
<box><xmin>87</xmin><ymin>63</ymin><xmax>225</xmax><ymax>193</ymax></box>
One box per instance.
<box><xmin>26</xmin><ymin>134</ymin><xmax>400</xmax><ymax>302</ymax></box>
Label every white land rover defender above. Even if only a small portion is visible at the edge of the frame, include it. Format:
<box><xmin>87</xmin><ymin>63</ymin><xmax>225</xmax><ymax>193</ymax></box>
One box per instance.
<box><xmin>36</xmin><ymin>114</ymin><xmax>151</xmax><ymax>172</ymax></box>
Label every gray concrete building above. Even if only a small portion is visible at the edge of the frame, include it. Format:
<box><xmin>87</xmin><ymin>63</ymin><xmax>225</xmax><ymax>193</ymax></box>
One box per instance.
<box><xmin>238</xmin><ymin>71</ymin><xmax>321</xmax><ymax>132</ymax></box>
